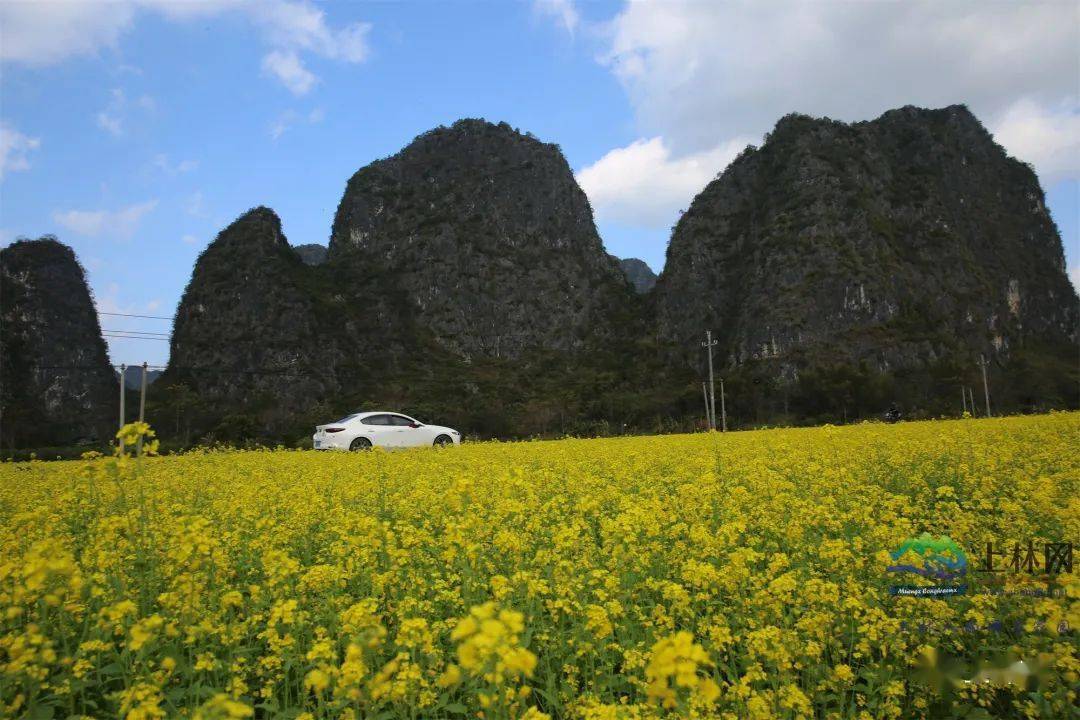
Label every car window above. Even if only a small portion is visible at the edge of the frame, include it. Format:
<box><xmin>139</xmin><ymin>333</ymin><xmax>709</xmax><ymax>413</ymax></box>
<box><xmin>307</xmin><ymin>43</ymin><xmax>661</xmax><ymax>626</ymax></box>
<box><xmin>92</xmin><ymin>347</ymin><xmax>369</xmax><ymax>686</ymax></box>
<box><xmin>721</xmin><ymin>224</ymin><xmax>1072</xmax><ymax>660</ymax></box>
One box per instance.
<box><xmin>388</xmin><ymin>415</ymin><xmax>415</xmax><ymax>427</ymax></box>
<box><xmin>335</xmin><ymin>413</ymin><xmax>359</xmax><ymax>424</ymax></box>
<box><xmin>361</xmin><ymin>414</ymin><xmax>390</xmax><ymax>426</ymax></box>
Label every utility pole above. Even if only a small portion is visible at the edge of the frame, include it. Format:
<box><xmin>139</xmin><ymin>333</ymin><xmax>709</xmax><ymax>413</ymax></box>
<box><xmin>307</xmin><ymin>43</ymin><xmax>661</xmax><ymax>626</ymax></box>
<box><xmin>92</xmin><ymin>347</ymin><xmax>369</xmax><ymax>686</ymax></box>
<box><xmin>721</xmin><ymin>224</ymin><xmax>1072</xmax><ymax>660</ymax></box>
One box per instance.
<box><xmin>978</xmin><ymin>355</ymin><xmax>992</xmax><ymax>417</ymax></box>
<box><xmin>702</xmin><ymin>330</ymin><xmax>718</xmax><ymax>431</ymax></box>
<box><xmin>701</xmin><ymin>382</ymin><xmax>712</xmax><ymax>431</ymax></box>
<box><xmin>136</xmin><ymin>362</ymin><xmax>148</xmax><ymax>456</ymax></box>
<box><xmin>961</xmin><ymin>385</ymin><xmax>968</xmax><ymax>415</ymax></box>
<box><xmin>118</xmin><ymin>364</ymin><xmax>126</xmax><ymax>453</ymax></box>
<box><xmin>720</xmin><ymin>378</ymin><xmax>727</xmax><ymax>432</ymax></box>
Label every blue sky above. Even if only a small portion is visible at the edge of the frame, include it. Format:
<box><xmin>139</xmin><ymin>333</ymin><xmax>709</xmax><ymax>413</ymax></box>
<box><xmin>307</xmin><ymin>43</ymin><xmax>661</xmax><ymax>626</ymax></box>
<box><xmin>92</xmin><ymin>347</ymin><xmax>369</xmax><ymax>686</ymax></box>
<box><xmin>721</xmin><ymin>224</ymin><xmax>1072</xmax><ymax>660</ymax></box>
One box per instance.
<box><xmin>1</xmin><ymin>1</ymin><xmax>1077</xmax><ymax>367</ymax></box>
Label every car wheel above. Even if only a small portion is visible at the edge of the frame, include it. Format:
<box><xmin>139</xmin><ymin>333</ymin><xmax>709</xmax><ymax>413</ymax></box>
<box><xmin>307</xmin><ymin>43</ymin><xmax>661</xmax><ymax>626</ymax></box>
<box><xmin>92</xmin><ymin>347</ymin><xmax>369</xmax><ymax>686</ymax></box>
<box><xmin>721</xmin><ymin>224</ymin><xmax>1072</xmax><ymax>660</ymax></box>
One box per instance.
<box><xmin>349</xmin><ymin>437</ymin><xmax>372</xmax><ymax>451</ymax></box>
<box><xmin>433</xmin><ymin>434</ymin><xmax>454</xmax><ymax>447</ymax></box>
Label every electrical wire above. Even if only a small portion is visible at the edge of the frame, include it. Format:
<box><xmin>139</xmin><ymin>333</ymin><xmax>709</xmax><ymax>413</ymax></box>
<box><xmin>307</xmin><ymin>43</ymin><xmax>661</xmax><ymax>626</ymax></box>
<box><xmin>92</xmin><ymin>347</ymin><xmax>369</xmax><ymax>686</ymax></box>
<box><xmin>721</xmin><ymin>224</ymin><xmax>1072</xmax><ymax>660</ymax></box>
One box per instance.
<box><xmin>98</xmin><ymin>311</ymin><xmax>172</xmax><ymax>320</ymax></box>
<box><xmin>102</xmin><ymin>329</ymin><xmax>171</xmax><ymax>337</ymax></box>
<box><xmin>102</xmin><ymin>333</ymin><xmax>171</xmax><ymax>341</ymax></box>
<box><xmin>31</xmin><ymin>364</ymin><xmax>405</xmax><ymax>379</ymax></box>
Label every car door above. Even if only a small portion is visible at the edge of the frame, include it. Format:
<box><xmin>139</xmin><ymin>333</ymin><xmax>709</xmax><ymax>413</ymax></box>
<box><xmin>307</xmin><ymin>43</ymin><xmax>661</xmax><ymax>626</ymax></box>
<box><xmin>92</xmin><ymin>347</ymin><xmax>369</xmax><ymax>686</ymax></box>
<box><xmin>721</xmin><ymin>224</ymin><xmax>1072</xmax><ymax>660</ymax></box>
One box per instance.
<box><xmin>387</xmin><ymin>414</ymin><xmax>425</xmax><ymax>447</ymax></box>
<box><xmin>359</xmin><ymin>414</ymin><xmax>393</xmax><ymax>446</ymax></box>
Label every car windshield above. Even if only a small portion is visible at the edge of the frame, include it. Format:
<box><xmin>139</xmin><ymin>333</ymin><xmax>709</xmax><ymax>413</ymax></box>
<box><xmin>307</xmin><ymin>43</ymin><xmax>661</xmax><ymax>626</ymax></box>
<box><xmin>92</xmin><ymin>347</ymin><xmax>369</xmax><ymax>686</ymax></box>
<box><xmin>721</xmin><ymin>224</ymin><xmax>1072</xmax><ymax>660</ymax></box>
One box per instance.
<box><xmin>334</xmin><ymin>413</ymin><xmax>360</xmax><ymax>424</ymax></box>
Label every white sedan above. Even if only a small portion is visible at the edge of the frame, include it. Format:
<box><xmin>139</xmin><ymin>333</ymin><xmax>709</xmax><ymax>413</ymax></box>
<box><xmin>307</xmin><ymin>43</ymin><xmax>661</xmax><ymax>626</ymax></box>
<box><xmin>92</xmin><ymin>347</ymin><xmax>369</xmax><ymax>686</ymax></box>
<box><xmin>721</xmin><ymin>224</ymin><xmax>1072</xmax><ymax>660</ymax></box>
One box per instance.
<box><xmin>313</xmin><ymin>411</ymin><xmax>461</xmax><ymax>450</ymax></box>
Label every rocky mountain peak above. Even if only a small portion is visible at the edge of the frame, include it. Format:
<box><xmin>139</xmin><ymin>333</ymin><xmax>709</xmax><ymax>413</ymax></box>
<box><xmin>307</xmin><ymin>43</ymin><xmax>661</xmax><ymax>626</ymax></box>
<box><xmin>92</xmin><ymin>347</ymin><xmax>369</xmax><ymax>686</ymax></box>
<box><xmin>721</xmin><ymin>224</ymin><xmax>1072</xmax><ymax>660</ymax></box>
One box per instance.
<box><xmin>1</xmin><ymin>237</ymin><xmax>116</xmax><ymax>446</ymax></box>
<box><xmin>616</xmin><ymin>257</ymin><xmax>658</xmax><ymax>294</ymax></box>
<box><xmin>292</xmin><ymin>244</ymin><xmax>328</xmax><ymax>266</ymax></box>
<box><xmin>9</xmin><ymin>106</ymin><xmax>1069</xmax><ymax>448</ymax></box>
<box><xmin>328</xmin><ymin>118</ymin><xmax>630</xmax><ymax>359</ymax></box>
<box><xmin>656</xmin><ymin>104</ymin><xmax>1077</xmax><ymax>416</ymax></box>
<box><xmin>165</xmin><ymin>207</ymin><xmax>328</xmax><ymax>415</ymax></box>
<box><xmin>211</xmin><ymin>206</ymin><xmax>291</xmax><ymax>255</ymax></box>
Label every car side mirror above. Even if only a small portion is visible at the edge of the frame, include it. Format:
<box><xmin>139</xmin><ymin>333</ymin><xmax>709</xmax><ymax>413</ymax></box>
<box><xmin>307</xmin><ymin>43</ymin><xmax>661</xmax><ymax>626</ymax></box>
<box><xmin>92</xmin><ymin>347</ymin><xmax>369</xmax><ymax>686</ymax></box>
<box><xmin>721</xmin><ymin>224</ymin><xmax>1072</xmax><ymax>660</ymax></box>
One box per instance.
<box><xmin>409</xmin><ymin>422</ymin><xmax>422</xmax><ymax>428</ymax></box>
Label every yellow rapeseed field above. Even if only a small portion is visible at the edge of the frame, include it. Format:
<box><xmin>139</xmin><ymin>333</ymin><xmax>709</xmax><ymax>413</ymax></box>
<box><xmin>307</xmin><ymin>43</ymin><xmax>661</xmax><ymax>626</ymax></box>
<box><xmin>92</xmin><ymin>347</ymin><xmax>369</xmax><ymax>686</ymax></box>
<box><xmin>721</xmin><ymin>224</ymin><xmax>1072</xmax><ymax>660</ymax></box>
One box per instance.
<box><xmin>1</xmin><ymin>414</ymin><xmax>1077</xmax><ymax>719</ymax></box>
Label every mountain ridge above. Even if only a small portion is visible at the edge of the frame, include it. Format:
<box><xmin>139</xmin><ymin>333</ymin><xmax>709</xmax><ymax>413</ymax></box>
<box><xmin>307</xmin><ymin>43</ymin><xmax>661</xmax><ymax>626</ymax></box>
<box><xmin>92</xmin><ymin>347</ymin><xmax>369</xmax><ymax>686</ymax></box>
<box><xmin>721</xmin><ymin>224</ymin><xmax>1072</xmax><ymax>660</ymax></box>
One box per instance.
<box><xmin>655</xmin><ymin>103</ymin><xmax>1077</xmax><ymax>421</ymax></box>
<box><xmin>1</xmin><ymin>237</ymin><xmax>117</xmax><ymax>447</ymax></box>
<box><xmin>3</xmin><ymin>105</ymin><xmax>1077</xmax><ymax>447</ymax></box>
<box><xmin>328</xmin><ymin>118</ymin><xmax>633</xmax><ymax>360</ymax></box>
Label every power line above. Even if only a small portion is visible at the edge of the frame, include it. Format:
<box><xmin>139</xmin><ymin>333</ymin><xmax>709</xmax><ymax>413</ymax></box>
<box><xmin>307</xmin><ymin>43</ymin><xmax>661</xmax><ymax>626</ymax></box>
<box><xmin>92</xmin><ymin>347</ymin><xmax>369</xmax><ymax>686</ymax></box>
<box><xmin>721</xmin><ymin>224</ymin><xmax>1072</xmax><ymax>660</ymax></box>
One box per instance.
<box><xmin>104</xmin><ymin>334</ymin><xmax>170</xmax><ymax>340</ymax></box>
<box><xmin>99</xmin><ymin>311</ymin><xmax>172</xmax><ymax>320</ymax></box>
<box><xmin>28</xmin><ymin>365</ymin><xmax>168</xmax><ymax>371</ymax></box>
<box><xmin>31</xmin><ymin>363</ymin><xmax>389</xmax><ymax>379</ymax></box>
<box><xmin>102</xmin><ymin>329</ymin><xmax>171</xmax><ymax>337</ymax></box>
<box><xmin>102</xmin><ymin>333</ymin><xmax>171</xmax><ymax>342</ymax></box>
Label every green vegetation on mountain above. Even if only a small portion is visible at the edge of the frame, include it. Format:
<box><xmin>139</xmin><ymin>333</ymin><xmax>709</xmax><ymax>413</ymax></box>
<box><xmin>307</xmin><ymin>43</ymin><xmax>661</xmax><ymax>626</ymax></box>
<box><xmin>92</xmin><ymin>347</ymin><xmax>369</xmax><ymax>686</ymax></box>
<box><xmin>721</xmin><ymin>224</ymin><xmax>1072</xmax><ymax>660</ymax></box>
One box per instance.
<box><xmin>3</xmin><ymin>108</ymin><xmax>1077</xmax><ymax>449</ymax></box>
<box><xmin>0</xmin><ymin>238</ymin><xmax>116</xmax><ymax>449</ymax></box>
<box><xmin>156</xmin><ymin>121</ymin><xmax>695</xmax><ymax>444</ymax></box>
<box><xmin>615</xmin><ymin>257</ymin><xmax>658</xmax><ymax>294</ymax></box>
<box><xmin>656</xmin><ymin>105</ymin><xmax>1078</xmax><ymax>424</ymax></box>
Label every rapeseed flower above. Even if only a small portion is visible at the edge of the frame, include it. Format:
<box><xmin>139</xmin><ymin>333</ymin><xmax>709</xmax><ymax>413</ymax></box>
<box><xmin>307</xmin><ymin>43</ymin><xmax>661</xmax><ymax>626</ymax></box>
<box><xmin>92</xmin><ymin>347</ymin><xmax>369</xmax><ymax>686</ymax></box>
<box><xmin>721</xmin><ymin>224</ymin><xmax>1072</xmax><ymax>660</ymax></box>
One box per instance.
<box><xmin>0</xmin><ymin>413</ymin><xmax>1075</xmax><ymax>717</ymax></box>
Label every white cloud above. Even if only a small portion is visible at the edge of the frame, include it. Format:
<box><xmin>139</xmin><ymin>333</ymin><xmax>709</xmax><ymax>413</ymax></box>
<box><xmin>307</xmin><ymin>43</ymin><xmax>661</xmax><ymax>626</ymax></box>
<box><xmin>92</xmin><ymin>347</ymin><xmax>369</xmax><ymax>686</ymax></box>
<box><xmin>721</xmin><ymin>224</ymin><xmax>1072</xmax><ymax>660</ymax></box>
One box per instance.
<box><xmin>262</xmin><ymin>50</ymin><xmax>318</xmax><ymax>95</ymax></box>
<box><xmin>184</xmin><ymin>191</ymin><xmax>207</xmax><ymax>218</ymax></box>
<box><xmin>0</xmin><ymin>121</ymin><xmax>41</xmax><ymax>179</ymax></box>
<box><xmin>254</xmin><ymin>2</ymin><xmax>370</xmax><ymax>93</ymax></box>
<box><xmin>153</xmin><ymin>154</ymin><xmax>198</xmax><ymax>175</ymax></box>
<box><xmin>600</xmin><ymin>2</ymin><xmax>1079</xmax><ymax>166</ymax></box>
<box><xmin>0</xmin><ymin>1</ymin><xmax>136</xmax><ymax>66</ymax></box>
<box><xmin>145</xmin><ymin>0</ymin><xmax>247</xmax><ymax>21</ymax></box>
<box><xmin>269</xmin><ymin>107</ymin><xmax>325</xmax><ymax>140</ymax></box>
<box><xmin>331</xmin><ymin>22</ymin><xmax>372</xmax><ymax>63</ymax></box>
<box><xmin>95</xmin><ymin>282</ymin><xmax>127</xmax><ymax>316</ymax></box>
<box><xmin>535</xmin><ymin>0</ymin><xmax>579</xmax><ymax>36</ymax></box>
<box><xmin>94</xmin><ymin>87</ymin><xmax>157</xmax><ymax>137</ymax></box>
<box><xmin>101</xmin><ymin>292</ymin><xmax>164</xmax><ymax>315</ymax></box>
<box><xmin>135</xmin><ymin>94</ymin><xmax>157</xmax><ymax>112</ymax></box>
<box><xmin>96</xmin><ymin>112</ymin><xmax>123</xmax><ymax>137</ymax></box>
<box><xmin>1070</xmin><ymin>265</ymin><xmax>1080</xmax><ymax>295</ymax></box>
<box><xmin>586</xmin><ymin>1</ymin><xmax>1080</xmax><ymax>250</ymax></box>
<box><xmin>53</xmin><ymin>200</ymin><xmax>158</xmax><ymax>240</ymax></box>
<box><xmin>181</xmin><ymin>234</ymin><xmax>199</xmax><ymax>245</ymax></box>
<box><xmin>254</xmin><ymin>0</ymin><xmax>370</xmax><ymax>62</ymax></box>
<box><xmin>270</xmin><ymin>115</ymin><xmax>291</xmax><ymax>141</ymax></box>
<box><xmin>1</xmin><ymin>1</ymin><xmax>372</xmax><ymax>95</ymax></box>
<box><xmin>578</xmin><ymin>136</ymin><xmax>751</xmax><ymax>227</ymax></box>
<box><xmin>990</xmin><ymin>99</ymin><xmax>1080</xmax><ymax>184</ymax></box>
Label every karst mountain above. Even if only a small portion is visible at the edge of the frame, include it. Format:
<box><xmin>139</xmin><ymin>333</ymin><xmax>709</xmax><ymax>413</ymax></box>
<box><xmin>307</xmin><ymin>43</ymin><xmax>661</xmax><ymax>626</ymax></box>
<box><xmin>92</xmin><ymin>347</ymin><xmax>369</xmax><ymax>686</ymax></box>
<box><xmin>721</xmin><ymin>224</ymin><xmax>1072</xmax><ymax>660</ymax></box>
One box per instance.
<box><xmin>3</xmin><ymin>107</ymin><xmax>1076</xmax><ymax>448</ymax></box>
